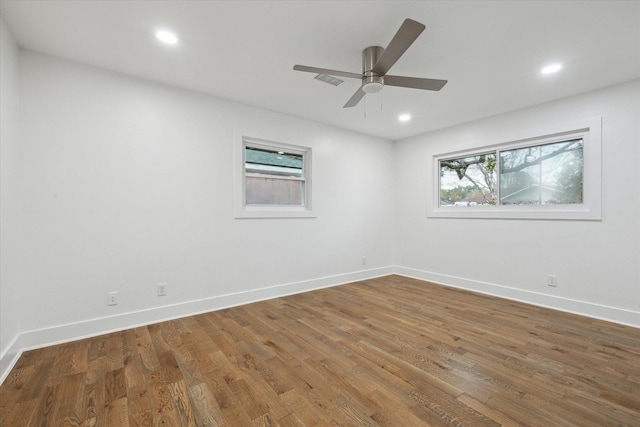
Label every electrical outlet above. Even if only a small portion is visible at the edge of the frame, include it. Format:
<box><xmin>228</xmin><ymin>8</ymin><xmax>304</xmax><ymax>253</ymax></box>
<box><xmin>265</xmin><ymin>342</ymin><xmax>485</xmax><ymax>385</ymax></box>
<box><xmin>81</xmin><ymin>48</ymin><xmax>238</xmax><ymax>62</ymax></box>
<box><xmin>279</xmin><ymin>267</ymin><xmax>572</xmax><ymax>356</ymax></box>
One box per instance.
<box><xmin>157</xmin><ymin>283</ymin><xmax>167</xmax><ymax>296</ymax></box>
<box><xmin>361</xmin><ymin>256</ymin><xmax>367</xmax><ymax>265</ymax></box>
<box><xmin>107</xmin><ymin>291</ymin><xmax>118</xmax><ymax>306</ymax></box>
<box><xmin>547</xmin><ymin>274</ymin><xmax>558</xmax><ymax>287</ymax></box>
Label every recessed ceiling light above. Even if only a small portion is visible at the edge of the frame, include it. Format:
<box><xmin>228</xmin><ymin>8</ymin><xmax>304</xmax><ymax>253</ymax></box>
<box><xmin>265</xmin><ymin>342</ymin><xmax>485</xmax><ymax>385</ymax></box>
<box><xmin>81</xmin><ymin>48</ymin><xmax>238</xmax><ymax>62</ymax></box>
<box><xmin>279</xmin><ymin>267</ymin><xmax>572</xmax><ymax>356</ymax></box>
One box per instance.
<box><xmin>156</xmin><ymin>30</ymin><xmax>178</xmax><ymax>45</ymax></box>
<box><xmin>541</xmin><ymin>63</ymin><xmax>562</xmax><ymax>74</ymax></box>
<box><xmin>398</xmin><ymin>114</ymin><xmax>411</xmax><ymax>122</ymax></box>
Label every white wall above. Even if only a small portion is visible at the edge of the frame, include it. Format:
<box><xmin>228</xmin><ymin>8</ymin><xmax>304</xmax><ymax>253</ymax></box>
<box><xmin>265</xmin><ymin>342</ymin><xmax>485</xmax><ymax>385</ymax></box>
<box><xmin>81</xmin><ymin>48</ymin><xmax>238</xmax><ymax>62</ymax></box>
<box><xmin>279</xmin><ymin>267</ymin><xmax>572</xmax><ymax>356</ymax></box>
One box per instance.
<box><xmin>0</xmin><ymin>16</ymin><xmax>21</xmax><ymax>378</ymax></box>
<box><xmin>1</xmin><ymin>50</ymin><xmax>394</xmax><ymax>367</ymax></box>
<box><xmin>395</xmin><ymin>80</ymin><xmax>640</xmax><ymax>326</ymax></box>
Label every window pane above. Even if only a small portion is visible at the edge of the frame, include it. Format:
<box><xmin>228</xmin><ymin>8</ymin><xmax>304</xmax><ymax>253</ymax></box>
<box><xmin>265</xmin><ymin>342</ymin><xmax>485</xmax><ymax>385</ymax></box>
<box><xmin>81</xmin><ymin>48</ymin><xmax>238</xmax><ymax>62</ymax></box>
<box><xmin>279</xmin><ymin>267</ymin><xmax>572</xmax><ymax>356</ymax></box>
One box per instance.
<box><xmin>246</xmin><ymin>176</ymin><xmax>303</xmax><ymax>205</ymax></box>
<box><xmin>500</xmin><ymin>139</ymin><xmax>583</xmax><ymax>205</ymax></box>
<box><xmin>245</xmin><ymin>146</ymin><xmax>303</xmax><ymax>177</ymax></box>
<box><xmin>440</xmin><ymin>153</ymin><xmax>497</xmax><ymax>206</ymax></box>
<box><xmin>244</xmin><ymin>145</ymin><xmax>305</xmax><ymax>206</ymax></box>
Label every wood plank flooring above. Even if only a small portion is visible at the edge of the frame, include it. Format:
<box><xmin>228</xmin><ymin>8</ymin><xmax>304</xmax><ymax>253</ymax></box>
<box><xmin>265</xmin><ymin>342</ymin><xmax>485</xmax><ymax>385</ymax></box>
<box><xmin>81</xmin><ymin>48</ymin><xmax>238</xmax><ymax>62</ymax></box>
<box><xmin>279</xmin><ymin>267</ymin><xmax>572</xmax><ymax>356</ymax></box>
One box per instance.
<box><xmin>1</xmin><ymin>275</ymin><xmax>639</xmax><ymax>426</ymax></box>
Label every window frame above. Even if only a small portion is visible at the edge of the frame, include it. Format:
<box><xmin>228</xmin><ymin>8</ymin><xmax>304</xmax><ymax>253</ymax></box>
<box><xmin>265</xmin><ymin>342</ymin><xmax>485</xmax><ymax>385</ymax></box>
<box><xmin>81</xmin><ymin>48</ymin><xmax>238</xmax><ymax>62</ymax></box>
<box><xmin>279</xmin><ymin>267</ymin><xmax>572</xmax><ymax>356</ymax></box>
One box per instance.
<box><xmin>234</xmin><ymin>132</ymin><xmax>314</xmax><ymax>219</ymax></box>
<box><xmin>428</xmin><ymin>117</ymin><xmax>602</xmax><ymax>221</ymax></box>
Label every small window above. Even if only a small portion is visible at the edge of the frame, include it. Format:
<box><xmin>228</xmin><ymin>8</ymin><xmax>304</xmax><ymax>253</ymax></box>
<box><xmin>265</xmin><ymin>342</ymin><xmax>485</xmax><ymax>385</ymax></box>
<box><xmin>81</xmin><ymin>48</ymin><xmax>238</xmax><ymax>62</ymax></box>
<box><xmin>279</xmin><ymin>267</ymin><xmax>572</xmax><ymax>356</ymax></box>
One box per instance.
<box><xmin>245</xmin><ymin>146</ymin><xmax>305</xmax><ymax>206</ymax></box>
<box><xmin>234</xmin><ymin>134</ymin><xmax>313</xmax><ymax>218</ymax></box>
<box><xmin>430</xmin><ymin>117</ymin><xmax>601</xmax><ymax>220</ymax></box>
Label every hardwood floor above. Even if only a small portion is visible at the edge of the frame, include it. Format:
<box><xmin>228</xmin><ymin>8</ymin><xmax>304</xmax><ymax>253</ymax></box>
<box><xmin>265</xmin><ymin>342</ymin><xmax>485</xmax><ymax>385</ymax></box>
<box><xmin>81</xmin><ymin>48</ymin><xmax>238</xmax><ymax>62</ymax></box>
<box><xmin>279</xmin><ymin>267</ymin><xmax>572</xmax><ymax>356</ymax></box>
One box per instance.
<box><xmin>1</xmin><ymin>275</ymin><xmax>639</xmax><ymax>426</ymax></box>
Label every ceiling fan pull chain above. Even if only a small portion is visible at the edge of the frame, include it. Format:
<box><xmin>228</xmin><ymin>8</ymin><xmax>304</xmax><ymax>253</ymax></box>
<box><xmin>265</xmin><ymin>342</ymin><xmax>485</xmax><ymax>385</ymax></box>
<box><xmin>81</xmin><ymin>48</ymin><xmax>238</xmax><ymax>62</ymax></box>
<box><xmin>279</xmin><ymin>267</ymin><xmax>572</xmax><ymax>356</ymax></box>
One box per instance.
<box><xmin>364</xmin><ymin>95</ymin><xmax>367</xmax><ymax>119</ymax></box>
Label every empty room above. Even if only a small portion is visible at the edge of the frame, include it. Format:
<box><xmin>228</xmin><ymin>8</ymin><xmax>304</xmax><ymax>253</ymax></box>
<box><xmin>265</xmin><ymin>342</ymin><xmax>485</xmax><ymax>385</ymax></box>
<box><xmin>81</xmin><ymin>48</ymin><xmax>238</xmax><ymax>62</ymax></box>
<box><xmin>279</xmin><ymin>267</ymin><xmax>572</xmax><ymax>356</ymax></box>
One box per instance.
<box><xmin>1</xmin><ymin>1</ymin><xmax>639</xmax><ymax>426</ymax></box>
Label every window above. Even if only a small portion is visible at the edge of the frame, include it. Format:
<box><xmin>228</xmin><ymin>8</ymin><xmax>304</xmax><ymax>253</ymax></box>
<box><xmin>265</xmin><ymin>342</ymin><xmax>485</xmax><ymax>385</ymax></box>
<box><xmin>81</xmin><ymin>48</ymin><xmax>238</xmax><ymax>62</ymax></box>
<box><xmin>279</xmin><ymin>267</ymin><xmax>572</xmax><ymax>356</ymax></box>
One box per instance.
<box><xmin>440</xmin><ymin>152</ymin><xmax>497</xmax><ymax>206</ymax></box>
<box><xmin>499</xmin><ymin>139</ymin><xmax>583</xmax><ymax>205</ymax></box>
<box><xmin>430</xmin><ymin>117</ymin><xmax>601</xmax><ymax>220</ymax></box>
<box><xmin>245</xmin><ymin>146</ymin><xmax>305</xmax><ymax>206</ymax></box>
<box><xmin>234</xmin><ymin>134</ymin><xmax>313</xmax><ymax>218</ymax></box>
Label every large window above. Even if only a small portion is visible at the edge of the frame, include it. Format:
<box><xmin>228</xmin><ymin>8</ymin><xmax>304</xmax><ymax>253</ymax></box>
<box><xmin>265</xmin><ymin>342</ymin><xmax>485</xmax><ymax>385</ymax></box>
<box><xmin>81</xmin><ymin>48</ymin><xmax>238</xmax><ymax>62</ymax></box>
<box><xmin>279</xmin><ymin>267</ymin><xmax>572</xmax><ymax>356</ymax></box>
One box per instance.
<box><xmin>430</xmin><ymin>118</ymin><xmax>601</xmax><ymax>220</ymax></box>
<box><xmin>234</xmin><ymin>134</ymin><xmax>313</xmax><ymax>218</ymax></box>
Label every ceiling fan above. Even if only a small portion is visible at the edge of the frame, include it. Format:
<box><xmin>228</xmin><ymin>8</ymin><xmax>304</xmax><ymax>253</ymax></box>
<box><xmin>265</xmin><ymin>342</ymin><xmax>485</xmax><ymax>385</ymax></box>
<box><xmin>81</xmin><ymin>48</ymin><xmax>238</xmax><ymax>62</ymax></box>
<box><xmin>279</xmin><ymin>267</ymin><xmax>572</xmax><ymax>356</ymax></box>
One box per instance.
<box><xmin>293</xmin><ymin>18</ymin><xmax>448</xmax><ymax>108</ymax></box>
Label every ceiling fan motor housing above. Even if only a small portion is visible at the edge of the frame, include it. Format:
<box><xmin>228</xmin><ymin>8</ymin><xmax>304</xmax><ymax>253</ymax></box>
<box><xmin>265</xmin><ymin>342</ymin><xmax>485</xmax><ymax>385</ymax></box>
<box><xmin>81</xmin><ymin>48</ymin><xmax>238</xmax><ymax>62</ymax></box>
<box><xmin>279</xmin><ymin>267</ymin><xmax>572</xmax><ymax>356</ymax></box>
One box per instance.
<box><xmin>362</xmin><ymin>46</ymin><xmax>384</xmax><ymax>93</ymax></box>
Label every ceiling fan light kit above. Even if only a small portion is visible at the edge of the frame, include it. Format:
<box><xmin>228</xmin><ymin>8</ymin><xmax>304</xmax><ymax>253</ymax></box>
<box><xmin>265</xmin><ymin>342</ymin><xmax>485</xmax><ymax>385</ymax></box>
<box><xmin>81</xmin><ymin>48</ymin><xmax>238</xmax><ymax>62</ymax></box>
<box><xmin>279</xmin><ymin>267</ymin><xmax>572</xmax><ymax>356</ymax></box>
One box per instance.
<box><xmin>293</xmin><ymin>18</ymin><xmax>448</xmax><ymax>108</ymax></box>
<box><xmin>362</xmin><ymin>77</ymin><xmax>384</xmax><ymax>94</ymax></box>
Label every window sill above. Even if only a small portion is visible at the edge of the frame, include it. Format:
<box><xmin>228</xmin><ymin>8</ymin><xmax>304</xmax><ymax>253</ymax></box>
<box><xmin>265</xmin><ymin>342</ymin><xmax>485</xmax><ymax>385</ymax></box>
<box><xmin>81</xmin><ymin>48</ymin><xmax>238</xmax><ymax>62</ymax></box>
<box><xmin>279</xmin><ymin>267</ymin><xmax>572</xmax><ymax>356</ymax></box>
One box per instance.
<box><xmin>234</xmin><ymin>206</ymin><xmax>316</xmax><ymax>219</ymax></box>
<box><xmin>428</xmin><ymin>204</ymin><xmax>601</xmax><ymax>221</ymax></box>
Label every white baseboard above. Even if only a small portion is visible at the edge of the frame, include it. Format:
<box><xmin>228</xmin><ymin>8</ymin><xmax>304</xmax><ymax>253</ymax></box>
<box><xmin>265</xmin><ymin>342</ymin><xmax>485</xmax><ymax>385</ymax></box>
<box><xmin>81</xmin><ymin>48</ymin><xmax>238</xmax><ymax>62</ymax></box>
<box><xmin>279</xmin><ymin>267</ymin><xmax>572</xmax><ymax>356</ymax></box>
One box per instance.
<box><xmin>394</xmin><ymin>266</ymin><xmax>640</xmax><ymax>328</ymax></box>
<box><xmin>0</xmin><ymin>266</ymin><xmax>393</xmax><ymax>385</ymax></box>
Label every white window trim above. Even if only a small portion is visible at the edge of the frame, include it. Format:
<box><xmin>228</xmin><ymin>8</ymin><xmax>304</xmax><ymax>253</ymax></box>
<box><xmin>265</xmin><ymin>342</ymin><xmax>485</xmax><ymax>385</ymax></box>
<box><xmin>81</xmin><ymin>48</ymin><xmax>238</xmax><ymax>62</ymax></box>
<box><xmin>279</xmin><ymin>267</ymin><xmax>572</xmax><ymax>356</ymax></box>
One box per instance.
<box><xmin>427</xmin><ymin>117</ymin><xmax>602</xmax><ymax>221</ymax></box>
<box><xmin>233</xmin><ymin>131</ymin><xmax>314</xmax><ymax>219</ymax></box>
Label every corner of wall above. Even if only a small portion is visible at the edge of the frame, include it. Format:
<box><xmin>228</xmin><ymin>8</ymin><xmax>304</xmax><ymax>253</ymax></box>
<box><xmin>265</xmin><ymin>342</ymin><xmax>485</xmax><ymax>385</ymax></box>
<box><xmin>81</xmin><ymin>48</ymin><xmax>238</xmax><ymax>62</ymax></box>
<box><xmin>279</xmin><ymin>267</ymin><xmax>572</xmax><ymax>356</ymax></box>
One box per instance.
<box><xmin>0</xmin><ymin>14</ymin><xmax>22</xmax><ymax>384</ymax></box>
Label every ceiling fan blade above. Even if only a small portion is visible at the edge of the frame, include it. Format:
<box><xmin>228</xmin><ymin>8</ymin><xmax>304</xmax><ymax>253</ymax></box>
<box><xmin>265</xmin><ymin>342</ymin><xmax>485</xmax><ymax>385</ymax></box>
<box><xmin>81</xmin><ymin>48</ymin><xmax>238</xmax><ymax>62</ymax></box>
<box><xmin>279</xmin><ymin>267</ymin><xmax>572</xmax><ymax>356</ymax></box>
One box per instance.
<box><xmin>372</xmin><ymin>19</ymin><xmax>425</xmax><ymax>76</ymax></box>
<box><xmin>293</xmin><ymin>65</ymin><xmax>361</xmax><ymax>79</ymax></box>
<box><xmin>343</xmin><ymin>87</ymin><xmax>366</xmax><ymax>108</ymax></box>
<box><xmin>384</xmin><ymin>75</ymin><xmax>448</xmax><ymax>91</ymax></box>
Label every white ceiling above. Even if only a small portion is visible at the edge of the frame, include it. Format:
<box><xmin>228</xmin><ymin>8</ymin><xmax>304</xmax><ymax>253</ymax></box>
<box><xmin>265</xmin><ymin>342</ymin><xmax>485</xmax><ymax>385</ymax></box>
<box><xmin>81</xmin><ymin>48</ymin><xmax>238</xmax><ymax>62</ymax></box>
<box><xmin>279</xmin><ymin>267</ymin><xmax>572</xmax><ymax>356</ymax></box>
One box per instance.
<box><xmin>1</xmin><ymin>0</ymin><xmax>639</xmax><ymax>140</ymax></box>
